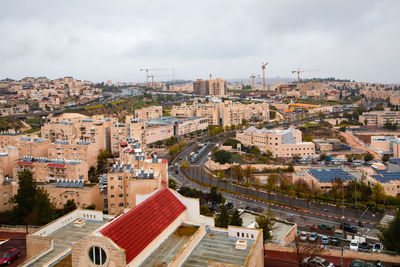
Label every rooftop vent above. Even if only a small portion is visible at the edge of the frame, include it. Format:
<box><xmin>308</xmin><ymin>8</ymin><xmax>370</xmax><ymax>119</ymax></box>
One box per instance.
<box><xmin>235</xmin><ymin>240</ymin><xmax>248</xmax><ymax>250</ymax></box>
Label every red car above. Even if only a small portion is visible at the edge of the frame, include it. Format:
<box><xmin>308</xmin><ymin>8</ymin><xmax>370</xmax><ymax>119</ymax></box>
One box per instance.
<box><xmin>0</xmin><ymin>248</ymin><xmax>21</xmax><ymax>265</ymax></box>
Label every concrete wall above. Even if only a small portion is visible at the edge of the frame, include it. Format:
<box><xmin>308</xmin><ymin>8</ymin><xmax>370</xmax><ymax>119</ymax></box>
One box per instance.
<box><xmin>168</xmin><ymin>224</ymin><xmax>206</xmax><ymax>267</ymax></box>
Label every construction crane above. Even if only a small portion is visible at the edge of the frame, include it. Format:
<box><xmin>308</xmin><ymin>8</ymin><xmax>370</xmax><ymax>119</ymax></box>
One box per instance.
<box><xmin>291</xmin><ymin>68</ymin><xmax>318</xmax><ymax>86</ymax></box>
<box><xmin>140</xmin><ymin>68</ymin><xmax>175</xmax><ymax>87</ymax></box>
<box><xmin>261</xmin><ymin>62</ymin><xmax>269</xmax><ymax>91</ymax></box>
<box><xmin>250</xmin><ymin>74</ymin><xmax>256</xmax><ymax>91</ymax></box>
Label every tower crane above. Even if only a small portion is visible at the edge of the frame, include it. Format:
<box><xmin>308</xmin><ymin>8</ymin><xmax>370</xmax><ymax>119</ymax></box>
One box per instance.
<box><xmin>261</xmin><ymin>62</ymin><xmax>269</xmax><ymax>91</ymax></box>
<box><xmin>291</xmin><ymin>68</ymin><xmax>318</xmax><ymax>86</ymax></box>
<box><xmin>250</xmin><ymin>74</ymin><xmax>256</xmax><ymax>91</ymax></box>
<box><xmin>140</xmin><ymin>68</ymin><xmax>175</xmax><ymax>87</ymax></box>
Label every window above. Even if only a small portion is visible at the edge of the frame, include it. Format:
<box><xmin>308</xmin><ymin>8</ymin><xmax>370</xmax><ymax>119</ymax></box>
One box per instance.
<box><xmin>119</xmin><ymin>203</ymin><xmax>123</xmax><ymax>207</ymax></box>
<box><xmin>119</xmin><ymin>194</ymin><xmax>123</xmax><ymax>198</ymax></box>
<box><xmin>88</xmin><ymin>246</ymin><xmax>107</xmax><ymax>265</ymax></box>
<box><xmin>110</xmin><ymin>186</ymin><xmax>114</xmax><ymax>189</ymax></box>
<box><xmin>110</xmin><ymin>195</ymin><xmax>114</xmax><ymax>198</ymax></box>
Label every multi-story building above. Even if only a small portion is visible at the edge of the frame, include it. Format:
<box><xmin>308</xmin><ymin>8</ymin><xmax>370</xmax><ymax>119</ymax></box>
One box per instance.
<box><xmin>172</xmin><ymin>100</ymin><xmax>270</xmax><ymax>127</ymax></box>
<box><xmin>24</xmin><ymin>188</ymin><xmax>263</xmax><ymax>266</ymax></box>
<box><xmin>134</xmin><ymin>106</ymin><xmax>163</xmax><ymax>120</ymax></box>
<box><xmin>0</xmin><ymin>176</ymin><xmax>18</xmax><ymax>212</ymax></box>
<box><xmin>13</xmin><ymin>136</ymin><xmax>50</xmax><ymax>158</ymax></box>
<box><xmin>0</xmin><ymin>146</ymin><xmax>19</xmax><ymax>177</ymax></box>
<box><xmin>14</xmin><ymin>157</ymin><xmax>88</xmax><ymax>182</ymax></box>
<box><xmin>194</xmin><ymin>78</ymin><xmax>227</xmax><ymax>96</ymax></box>
<box><xmin>236</xmin><ymin>126</ymin><xmax>315</xmax><ymax>157</ymax></box>
<box><xmin>390</xmin><ymin>94</ymin><xmax>400</xmax><ymax>106</ymax></box>
<box><xmin>48</xmin><ymin>140</ymin><xmax>99</xmax><ymax>168</ymax></box>
<box><xmin>107</xmin><ymin>154</ymin><xmax>168</xmax><ymax>215</ymax></box>
<box><xmin>359</xmin><ymin>109</ymin><xmax>400</xmax><ymax>126</ymax></box>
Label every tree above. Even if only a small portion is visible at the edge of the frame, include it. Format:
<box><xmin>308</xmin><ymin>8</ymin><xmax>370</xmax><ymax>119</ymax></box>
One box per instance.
<box><xmin>250</xmin><ymin>146</ymin><xmax>261</xmax><ymax>155</ymax></box>
<box><xmin>181</xmin><ymin>160</ymin><xmax>190</xmax><ymax>170</ymax></box>
<box><xmin>371</xmin><ymin>183</ymin><xmax>386</xmax><ymax>208</ymax></box>
<box><xmin>330</xmin><ymin>177</ymin><xmax>343</xmax><ymax>204</ymax></box>
<box><xmin>231</xmin><ymin>165</ymin><xmax>243</xmax><ymax>183</ymax></box>
<box><xmin>378</xmin><ymin>209</ymin><xmax>400</xmax><ymax>254</ymax></box>
<box><xmin>10</xmin><ymin>169</ymin><xmax>37</xmax><ymax>222</ymax></box>
<box><xmin>256</xmin><ymin>210</ymin><xmax>275</xmax><ymax>242</ymax></box>
<box><xmin>213</xmin><ymin>150</ymin><xmax>232</xmax><ymax>164</ymax></box>
<box><xmin>230</xmin><ymin>209</ymin><xmax>243</xmax><ymax>226</ymax></box>
<box><xmin>382</xmin><ymin>154</ymin><xmax>390</xmax><ymax>162</ymax></box>
<box><xmin>215</xmin><ymin>205</ymin><xmax>229</xmax><ymax>228</ymax></box>
<box><xmin>292</xmin><ymin>236</ymin><xmax>325</xmax><ymax>267</ymax></box>
<box><xmin>364</xmin><ymin>152</ymin><xmax>374</xmax><ymax>162</ymax></box>
<box><xmin>61</xmin><ymin>199</ymin><xmax>77</xmax><ymax>215</ymax></box>
<box><xmin>168</xmin><ymin>178</ymin><xmax>178</xmax><ymax>190</ymax></box>
<box><xmin>200</xmin><ymin>204</ymin><xmax>213</xmax><ymax>216</ymax></box>
<box><xmin>26</xmin><ymin>187</ymin><xmax>54</xmax><ymax>226</ymax></box>
<box><xmin>304</xmin><ymin>135</ymin><xmax>313</xmax><ymax>142</ymax></box>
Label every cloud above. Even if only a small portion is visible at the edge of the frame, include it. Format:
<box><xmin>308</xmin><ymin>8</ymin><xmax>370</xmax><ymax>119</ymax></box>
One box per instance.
<box><xmin>0</xmin><ymin>0</ymin><xmax>399</xmax><ymax>83</ymax></box>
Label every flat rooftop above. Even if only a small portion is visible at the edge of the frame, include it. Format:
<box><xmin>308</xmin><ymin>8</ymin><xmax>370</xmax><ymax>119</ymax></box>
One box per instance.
<box><xmin>182</xmin><ymin>230</ymin><xmax>254</xmax><ymax>267</ymax></box>
<box><xmin>140</xmin><ymin>224</ymin><xmax>199</xmax><ymax>267</ymax></box>
<box><xmin>27</xmin><ymin>220</ymin><xmax>106</xmax><ymax>266</ymax></box>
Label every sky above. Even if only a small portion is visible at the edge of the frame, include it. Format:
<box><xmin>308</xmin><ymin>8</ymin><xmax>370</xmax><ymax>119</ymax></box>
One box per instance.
<box><xmin>0</xmin><ymin>0</ymin><xmax>399</xmax><ymax>83</ymax></box>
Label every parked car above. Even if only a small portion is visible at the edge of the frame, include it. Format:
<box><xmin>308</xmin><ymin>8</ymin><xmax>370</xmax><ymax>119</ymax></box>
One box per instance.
<box><xmin>330</xmin><ymin>237</ymin><xmax>339</xmax><ymax>246</ymax></box>
<box><xmin>359</xmin><ymin>242</ymin><xmax>370</xmax><ymax>251</ymax></box>
<box><xmin>373</xmin><ymin>243</ymin><xmax>383</xmax><ymax>253</ymax></box>
<box><xmin>321</xmin><ymin>235</ymin><xmax>329</xmax><ymax>245</ymax></box>
<box><xmin>334</xmin><ymin>229</ymin><xmax>345</xmax><ymax>240</ymax></box>
<box><xmin>0</xmin><ymin>248</ymin><xmax>21</xmax><ymax>265</ymax></box>
<box><xmin>300</xmin><ymin>231</ymin><xmax>308</xmax><ymax>241</ymax></box>
<box><xmin>309</xmin><ymin>232</ymin><xmax>319</xmax><ymax>242</ymax></box>
<box><xmin>318</xmin><ymin>223</ymin><xmax>334</xmax><ymax>231</ymax></box>
<box><xmin>349</xmin><ymin>260</ymin><xmax>365</xmax><ymax>267</ymax></box>
<box><xmin>340</xmin><ymin>223</ymin><xmax>357</xmax><ymax>233</ymax></box>
<box><xmin>302</xmin><ymin>256</ymin><xmax>334</xmax><ymax>267</ymax></box>
<box><xmin>350</xmin><ymin>240</ymin><xmax>359</xmax><ymax>251</ymax></box>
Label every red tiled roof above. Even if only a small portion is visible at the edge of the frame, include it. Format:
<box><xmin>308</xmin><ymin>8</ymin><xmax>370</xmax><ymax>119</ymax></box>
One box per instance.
<box><xmin>100</xmin><ymin>187</ymin><xmax>186</xmax><ymax>263</ymax></box>
<box><xmin>16</xmin><ymin>161</ymin><xmax>33</xmax><ymax>165</ymax></box>
<box><xmin>47</xmin><ymin>163</ymin><xmax>65</xmax><ymax>168</ymax></box>
<box><xmin>161</xmin><ymin>159</ymin><xmax>168</xmax><ymax>164</ymax></box>
<box><xmin>120</xmin><ymin>142</ymin><xmax>127</xmax><ymax>147</ymax></box>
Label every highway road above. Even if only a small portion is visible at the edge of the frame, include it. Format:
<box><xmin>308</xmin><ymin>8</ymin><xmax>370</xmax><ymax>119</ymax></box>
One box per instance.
<box><xmin>169</xmin><ymin>134</ymin><xmax>384</xmax><ymax>241</ymax></box>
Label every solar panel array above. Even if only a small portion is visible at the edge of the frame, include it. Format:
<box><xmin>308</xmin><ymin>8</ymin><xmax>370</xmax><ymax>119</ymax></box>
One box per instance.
<box><xmin>372</xmin><ymin>170</ymin><xmax>400</xmax><ymax>183</ymax></box>
<box><xmin>54</xmin><ymin>180</ymin><xmax>84</xmax><ymax>188</ymax></box>
<box><xmin>309</xmin><ymin>168</ymin><xmax>355</xmax><ymax>183</ymax></box>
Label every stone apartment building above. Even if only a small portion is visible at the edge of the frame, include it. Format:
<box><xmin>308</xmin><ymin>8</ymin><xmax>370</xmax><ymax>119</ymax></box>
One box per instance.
<box><xmin>236</xmin><ymin>126</ymin><xmax>315</xmax><ymax>157</ymax></box>
<box><xmin>134</xmin><ymin>105</ymin><xmax>163</xmax><ymax>120</ymax></box>
<box><xmin>14</xmin><ymin>157</ymin><xmax>88</xmax><ymax>182</ymax></box>
<box><xmin>172</xmin><ymin>100</ymin><xmax>270</xmax><ymax>127</ymax></box>
<box><xmin>359</xmin><ymin>109</ymin><xmax>400</xmax><ymax>126</ymax></box>
<box><xmin>107</xmin><ymin>154</ymin><xmax>168</xmax><ymax>215</ymax></box>
<box><xmin>48</xmin><ymin>140</ymin><xmax>99</xmax><ymax>168</ymax></box>
<box><xmin>194</xmin><ymin>78</ymin><xmax>227</xmax><ymax>96</ymax></box>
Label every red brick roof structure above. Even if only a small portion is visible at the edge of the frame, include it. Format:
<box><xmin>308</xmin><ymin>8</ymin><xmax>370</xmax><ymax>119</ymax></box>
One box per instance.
<box><xmin>100</xmin><ymin>187</ymin><xmax>186</xmax><ymax>263</ymax></box>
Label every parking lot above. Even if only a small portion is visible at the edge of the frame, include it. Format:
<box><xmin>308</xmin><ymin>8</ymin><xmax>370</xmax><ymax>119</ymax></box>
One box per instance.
<box><xmin>0</xmin><ymin>232</ymin><xmax>27</xmax><ymax>267</ymax></box>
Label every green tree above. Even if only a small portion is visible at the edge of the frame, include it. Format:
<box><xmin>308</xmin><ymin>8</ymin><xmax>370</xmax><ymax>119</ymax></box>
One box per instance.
<box><xmin>364</xmin><ymin>152</ymin><xmax>374</xmax><ymax>162</ymax></box>
<box><xmin>371</xmin><ymin>183</ymin><xmax>386</xmax><ymax>208</ymax></box>
<box><xmin>62</xmin><ymin>199</ymin><xmax>77</xmax><ymax>215</ymax></box>
<box><xmin>382</xmin><ymin>154</ymin><xmax>390</xmax><ymax>162</ymax></box>
<box><xmin>230</xmin><ymin>209</ymin><xmax>243</xmax><ymax>226</ymax></box>
<box><xmin>26</xmin><ymin>187</ymin><xmax>54</xmax><ymax>226</ymax></box>
<box><xmin>215</xmin><ymin>205</ymin><xmax>229</xmax><ymax>228</ymax></box>
<box><xmin>256</xmin><ymin>210</ymin><xmax>275</xmax><ymax>242</ymax></box>
<box><xmin>330</xmin><ymin>177</ymin><xmax>343</xmax><ymax>204</ymax></box>
<box><xmin>304</xmin><ymin>135</ymin><xmax>313</xmax><ymax>142</ymax></box>
<box><xmin>168</xmin><ymin>178</ymin><xmax>178</xmax><ymax>190</ymax></box>
<box><xmin>200</xmin><ymin>204</ymin><xmax>213</xmax><ymax>216</ymax></box>
<box><xmin>213</xmin><ymin>150</ymin><xmax>232</xmax><ymax>164</ymax></box>
<box><xmin>181</xmin><ymin>160</ymin><xmax>190</xmax><ymax>170</ymax></box>
<box><xmin>209</xmin><ymin>187</ymin><xmax>223</xmax><ymax>204</ymax></box>
<box><xmin>378</xmin><ymin>209</ymin><xmax>400</xmax><ymax>254</ymax></box>
<box><xmin>10</xmin><ymin>169</ymin><xmax>37</xmax><ymax>222</ymax></box>
<box><xmin>250</xmin><ymin>146</ymin><xmax>261</xmax><ymax>155</ymax></box>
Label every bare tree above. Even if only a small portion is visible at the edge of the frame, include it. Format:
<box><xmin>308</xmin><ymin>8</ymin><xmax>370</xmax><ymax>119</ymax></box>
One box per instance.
<box><xmin>292</xmin><ymin>236</ymin><xmax>325</xmax><ymax>267</ymax></box>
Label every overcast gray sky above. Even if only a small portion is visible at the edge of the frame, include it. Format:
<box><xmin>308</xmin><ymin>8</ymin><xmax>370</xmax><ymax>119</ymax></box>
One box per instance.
<box><xmin>0</xmin><ymin>0</ymin><xmax>399</xmax><ymax>83</ymax></box>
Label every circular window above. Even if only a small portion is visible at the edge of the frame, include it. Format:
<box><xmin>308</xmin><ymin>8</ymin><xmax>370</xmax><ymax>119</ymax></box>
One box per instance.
<box><xmin>88</xmin><ymin>246</ymin><xmax>107</xmax><ymax>265</ymax></box>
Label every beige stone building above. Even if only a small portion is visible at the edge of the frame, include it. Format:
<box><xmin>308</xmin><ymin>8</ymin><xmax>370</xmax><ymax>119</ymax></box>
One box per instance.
<box><xmin>359</xmin><ymin>109</ymin><xmax>400</xmax><ymax>126</ymax></box>
<box><xmin>14</xmin><ymin>157</ymin><xmax>88</xmax><ymax>182</ymax></box>
<box><xmin>0</xmin><ymin>176</ymin><xmax>18</xmax><ymax>212</ymax></box>
<box><xmin>236</xmin><ymin>126</ymin><xmax>315</xmax><ymax>157</ymax></box>
<box><xmin>390</xmin><ymin>94</ymin><xmax>400</xmax><ymax>106</ymax></box>
<box><xmin>23</xmin><ymin>188</ymin><xmax>263</xmax><ymax>266</ymax></box>
<box><xmin>194</xmin><ymin>78</ymin><xmax>227</xmax><ymax>96</ymax></box>
<box><xmin>172</xmin><ymin>100</ymin><xmax>270</xmax><ymax>127</ymax></box>
<box><xmin>107</xmin><ymin>154</ymin><xmax>168</xmax><ymax>215</ymax></box>
<box><xmin>48</xmin><ymin>140</ymin><xmax>99</xmax><ymax>168</ymax></box>
<box><xmin>134</xmin><ymin>105</ymin><xmax>163</xmax><ymax>120</ymax></box>
<box><xmin>0</xmin><ymin>146</ymin><xmax>19</xmax><ymax>177</ymax></box>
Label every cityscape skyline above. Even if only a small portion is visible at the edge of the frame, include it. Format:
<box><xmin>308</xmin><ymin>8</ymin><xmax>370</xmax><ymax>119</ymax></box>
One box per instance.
<box><xmin>1</xmin><ymin>0</ymin><xmax>399</xmax><ymax>83</ymax></box>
